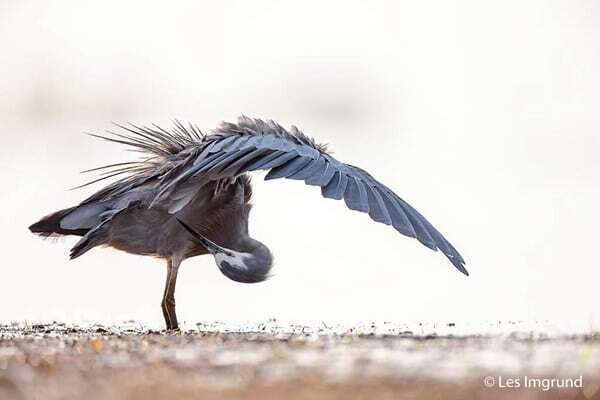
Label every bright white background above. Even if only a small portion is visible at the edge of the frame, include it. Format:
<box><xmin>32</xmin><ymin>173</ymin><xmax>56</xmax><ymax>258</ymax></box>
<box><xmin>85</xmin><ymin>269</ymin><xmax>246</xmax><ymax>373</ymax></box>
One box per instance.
<box><xmin>1</xmin><ymin>1</ymin><xmax>598</xmax><ymax>330</ymax></box>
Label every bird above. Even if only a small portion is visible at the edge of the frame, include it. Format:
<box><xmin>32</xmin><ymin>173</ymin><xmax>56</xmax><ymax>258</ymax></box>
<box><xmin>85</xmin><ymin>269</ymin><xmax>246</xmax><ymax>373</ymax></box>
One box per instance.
<box><xmin>29</xmin><ymin>116</ymin><xmax>467</xmax><ymax>330</ymax></box>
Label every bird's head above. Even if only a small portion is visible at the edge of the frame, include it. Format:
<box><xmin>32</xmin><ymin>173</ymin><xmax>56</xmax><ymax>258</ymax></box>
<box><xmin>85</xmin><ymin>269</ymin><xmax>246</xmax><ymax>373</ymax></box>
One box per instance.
<box><xmin>177</xmin><ymin>219</ymin><xmax>273</xmax><ymax>283</ymax></box>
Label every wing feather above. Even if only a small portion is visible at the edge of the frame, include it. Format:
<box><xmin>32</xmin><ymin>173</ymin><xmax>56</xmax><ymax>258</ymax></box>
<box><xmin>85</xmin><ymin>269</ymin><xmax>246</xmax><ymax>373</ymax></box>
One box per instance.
<box><xmin>378</xmin><ymin>189</ymin><xmax>417</xmax><ymax>237</ymax></box>
<box><xmin>252</xmin><ymin>151</ymin><xmax>296</xmax><ymax>170</ymax></box>
<box><xmin>239</xmin><ymin>135</ymin><xmax>264</xmax><ymax>151</ymax></box>
<box><xmin>257</xmin><ymin>134</ymin><xmax>278</xmax><ymax>149</ymax></box>
<box><xmin>364</xmin><ymin>185</ymin><xmax>392</xmax><ymax>225</ymax></box>
<box><xmin>344</xmin><ymin>176</ymin><xmax>369</xmax><ymax>212</ymax></box>
<box><xmin>209</xmin><ymin>135</ymin><xmax>238</xmax><ymax>153</ymax></box>
<box><xmin>224</xmin><ymin>135</ymin><xmax>251</xmax><ymax>152</ymax></box>
<box><xmin>205</xmin><ymin>148</ymin><xmax>256</xmax><ymax>176</ymax></box>
<box><xmin>288</xmin><ymin>157</ymin><xmax>326</xmax><ymax>180</ymax></box>
<box><xmin>222</xmin><ymin>147</ymin><xmax>272</xmax><ymax>175</ymax></box>
<box><xmin>246</xmin><ymin>150</ymin><xmax>286</xmax><ymax>171</ymax></box>
<box><xmin>393</xmin><ymin>195</ymin><xmax>437</xmax><ymax>250</ymax></box>
<box><xmin>306</xmin><ymin>162</ymin><xmax>336</xmax><ymax>186</ymax></box>
<box><xmin>191</xmin><ymin>151</ymin><xmax>232</xmax><ymax>177</ymax></box>
<box><xmin>265</xmin><ymin>156</ymin><xmax>312</xmax><ymax>180</ymax></box>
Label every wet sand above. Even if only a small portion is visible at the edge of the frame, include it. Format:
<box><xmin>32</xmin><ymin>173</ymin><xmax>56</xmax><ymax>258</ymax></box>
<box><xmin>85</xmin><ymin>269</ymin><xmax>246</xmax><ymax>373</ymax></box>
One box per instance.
<box><xmin>0</xmin><ymin>322</ymin><xmax>599</xmax><ymax>400</ymax></box>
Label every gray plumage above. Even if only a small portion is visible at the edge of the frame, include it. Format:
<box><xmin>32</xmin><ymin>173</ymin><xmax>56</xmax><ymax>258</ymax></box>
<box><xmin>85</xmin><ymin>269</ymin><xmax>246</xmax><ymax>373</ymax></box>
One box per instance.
<box><xmin>29</xmin><ymin>116</ymin><xmax>467</xmax><ymax>330</ymax></box>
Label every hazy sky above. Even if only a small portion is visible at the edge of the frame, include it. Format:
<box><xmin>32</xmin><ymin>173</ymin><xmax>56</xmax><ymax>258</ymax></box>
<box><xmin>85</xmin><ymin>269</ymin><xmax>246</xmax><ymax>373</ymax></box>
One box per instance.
<box><xmin>1</xmin><ymin>0</ymin><xmax>599</xmax><ymax>330</ymax></box>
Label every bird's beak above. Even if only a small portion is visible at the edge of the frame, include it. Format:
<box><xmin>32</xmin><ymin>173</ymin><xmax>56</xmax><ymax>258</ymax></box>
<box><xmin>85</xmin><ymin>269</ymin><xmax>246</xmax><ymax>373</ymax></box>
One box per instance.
<box><xmin>176</xmin><ymin>218</ymin><xmax>226</xmax><ymax>255</ymax></box>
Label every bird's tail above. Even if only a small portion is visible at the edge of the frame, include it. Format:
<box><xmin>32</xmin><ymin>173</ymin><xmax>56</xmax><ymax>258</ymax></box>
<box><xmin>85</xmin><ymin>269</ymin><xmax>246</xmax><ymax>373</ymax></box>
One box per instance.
<box><xmin>29</xmin><ymin>207</ymin><xmax>88</xmax><ymax>238</ymax></box>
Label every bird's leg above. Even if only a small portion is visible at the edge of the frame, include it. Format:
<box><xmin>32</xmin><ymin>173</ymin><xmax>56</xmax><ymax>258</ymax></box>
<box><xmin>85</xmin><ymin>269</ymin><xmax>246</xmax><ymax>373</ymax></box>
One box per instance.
<box><xmin>161</xmin><ymin>257</ymin><xmax>181</xmax><ymax>331</ymax></box>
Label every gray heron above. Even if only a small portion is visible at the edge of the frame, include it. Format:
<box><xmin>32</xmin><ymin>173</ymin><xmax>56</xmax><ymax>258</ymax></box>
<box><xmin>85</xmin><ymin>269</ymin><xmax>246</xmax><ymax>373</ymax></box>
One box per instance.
<box><xmin>29</xmin><ymin>116</ymin><xmax>467</xmax><ymax>330</ymax></box>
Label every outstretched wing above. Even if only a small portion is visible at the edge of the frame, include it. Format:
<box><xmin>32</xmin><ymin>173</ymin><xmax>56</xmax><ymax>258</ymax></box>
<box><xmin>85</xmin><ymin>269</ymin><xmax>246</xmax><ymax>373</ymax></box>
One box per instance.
<box><xmin>151</xmin><ymin>117</ymin><xmax>467</xmax><ymax>275</ymax></box>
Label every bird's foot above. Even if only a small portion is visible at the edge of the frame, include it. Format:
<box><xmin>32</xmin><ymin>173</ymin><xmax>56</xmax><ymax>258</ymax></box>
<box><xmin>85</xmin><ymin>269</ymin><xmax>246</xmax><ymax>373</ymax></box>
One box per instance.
<box><xmin>163</xmin><ymin>326</ymin><xmax>181</xmax><ymax>334</ymax></box>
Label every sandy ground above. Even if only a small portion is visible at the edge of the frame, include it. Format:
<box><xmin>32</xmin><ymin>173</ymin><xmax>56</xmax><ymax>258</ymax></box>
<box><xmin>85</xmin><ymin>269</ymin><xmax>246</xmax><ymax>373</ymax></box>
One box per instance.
<box><xmin>1</xmin><ymin>322</ymin><xmax>599</xmax><ymax>400</ymax></box>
